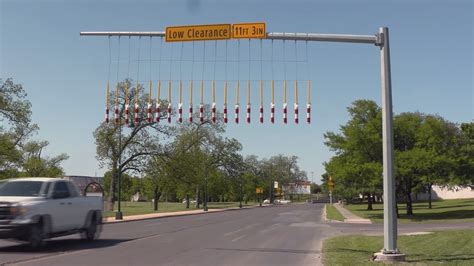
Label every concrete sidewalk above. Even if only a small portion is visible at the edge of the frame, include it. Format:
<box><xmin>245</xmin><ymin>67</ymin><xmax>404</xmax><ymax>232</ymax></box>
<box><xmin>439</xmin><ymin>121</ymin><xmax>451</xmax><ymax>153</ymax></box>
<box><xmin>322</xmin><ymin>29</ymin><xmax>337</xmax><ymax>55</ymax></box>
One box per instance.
<box><xmin>333</xmin><ymin>203</ymin><xmax>372</xmax><ymax>224</ymax></box>
<box><xmin>103</xmin><ymin>205</ymin><xmax>266</xmax><ymax>224</ymax></box>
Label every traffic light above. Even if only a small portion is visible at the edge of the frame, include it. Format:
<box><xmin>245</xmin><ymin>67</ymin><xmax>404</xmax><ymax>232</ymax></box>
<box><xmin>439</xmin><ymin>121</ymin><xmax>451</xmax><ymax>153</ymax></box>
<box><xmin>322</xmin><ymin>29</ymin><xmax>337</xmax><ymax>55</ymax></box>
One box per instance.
<box><xmin>328</xmin><ymin>176</ymin><xmax>334</xmax><ymax>192</ymax></box>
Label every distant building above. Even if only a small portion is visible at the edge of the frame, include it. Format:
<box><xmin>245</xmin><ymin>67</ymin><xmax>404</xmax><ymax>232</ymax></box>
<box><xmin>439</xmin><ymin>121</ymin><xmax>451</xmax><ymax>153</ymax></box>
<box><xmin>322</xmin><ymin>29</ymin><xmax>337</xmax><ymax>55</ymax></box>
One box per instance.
<box><xmin>282</xmin><ymin>181</ymin><xmax>311</xmax><ymax>195</ymax></box>
<box><xmin>63</xmin><ymin>175</ymin><xmax>104</xmax><ymax>196</ymax></box>
<box><xmin>416</xmin><ymin>185</ymin><xmax>474</xmax><ymax>200</ymax></box>
<box><xmin>130</xmin><ymin>192</ymin><xmax>148</xmax><ymax>202</ymax></box>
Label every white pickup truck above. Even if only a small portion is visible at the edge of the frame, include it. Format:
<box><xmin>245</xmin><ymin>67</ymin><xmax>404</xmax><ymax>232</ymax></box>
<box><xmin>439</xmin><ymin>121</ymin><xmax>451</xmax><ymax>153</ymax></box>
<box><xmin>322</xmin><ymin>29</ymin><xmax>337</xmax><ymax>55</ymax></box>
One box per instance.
<box><xmin>0</xmin><ymin>178</ymin><xmax>103</xmax><ymax>248</ymax></box>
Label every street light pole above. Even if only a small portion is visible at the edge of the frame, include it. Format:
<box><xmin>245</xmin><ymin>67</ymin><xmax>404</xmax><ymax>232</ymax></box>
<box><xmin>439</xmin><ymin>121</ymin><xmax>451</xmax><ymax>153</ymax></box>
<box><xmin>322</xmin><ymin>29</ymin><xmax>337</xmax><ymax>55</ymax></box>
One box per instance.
<box><xmin>115</xmin><ymin>122</ymin><xmax>123</xmax><ymax>220</ymax></box>
<box><xmin>379</xmin><ymin>27</ymin><xmax>397</xmax><ymax>255</ymax></box>
<box><xmin>204</xmin><ymin>169</ymin><xmax>208</xmax><ymax>212</ymax></box>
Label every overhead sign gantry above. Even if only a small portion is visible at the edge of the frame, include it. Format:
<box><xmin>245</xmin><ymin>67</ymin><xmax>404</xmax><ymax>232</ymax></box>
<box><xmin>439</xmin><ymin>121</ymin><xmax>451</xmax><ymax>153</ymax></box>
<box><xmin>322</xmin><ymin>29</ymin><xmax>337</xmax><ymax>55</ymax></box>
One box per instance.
<box><xmin>80</xmin><ymin>23</ymin><xmax>403</xmax><ymax>261</ymax></box>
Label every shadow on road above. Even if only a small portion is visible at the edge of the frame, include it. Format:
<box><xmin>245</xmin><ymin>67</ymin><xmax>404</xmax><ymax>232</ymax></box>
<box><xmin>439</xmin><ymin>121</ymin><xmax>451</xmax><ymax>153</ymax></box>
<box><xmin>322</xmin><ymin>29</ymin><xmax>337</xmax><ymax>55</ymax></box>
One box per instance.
<box><xmin>0</xmin><ymin>238</ymin><xmax>132</xmax><ymax>253</ymax></box>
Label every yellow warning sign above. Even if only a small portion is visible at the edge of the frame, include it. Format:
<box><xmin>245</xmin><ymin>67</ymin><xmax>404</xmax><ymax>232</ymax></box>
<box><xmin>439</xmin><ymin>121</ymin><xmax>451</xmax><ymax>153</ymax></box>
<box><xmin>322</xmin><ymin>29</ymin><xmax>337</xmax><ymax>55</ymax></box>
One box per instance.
<box><xmin>166</xmin><ymin>24</ymin><xmax>231</xmax><ymax>42</ymax></box>
<box><xmin>328</xmin><ymin>176</ymin><xmax>334</xmax><ymax>192</ymax></box>
<box><xmin>232</xmin><ymin>23</ymin><xmax>266</xmax><ymax>39</ymax></box>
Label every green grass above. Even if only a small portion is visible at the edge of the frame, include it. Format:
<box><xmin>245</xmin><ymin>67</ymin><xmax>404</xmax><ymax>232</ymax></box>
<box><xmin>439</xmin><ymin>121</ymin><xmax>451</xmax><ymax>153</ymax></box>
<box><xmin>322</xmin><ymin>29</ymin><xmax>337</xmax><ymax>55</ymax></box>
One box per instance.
<box><xmin>344</xmin><ymin>198</ymin><xmax>474</xmax><ymax>223</ymax></box>
<box><xmin>323</xmin><ymin>230</ymin><xmax>474</xmax><ymax>265</ymax></box>
<box><xmin>104</xmin><ymin>201</ymin><xmax>257</xmax><ymax>217</ymax></box>
<box><xmin>326</xmin><ymin>204</ymin><xmax>345</xmax><ymax>221</ymax></box>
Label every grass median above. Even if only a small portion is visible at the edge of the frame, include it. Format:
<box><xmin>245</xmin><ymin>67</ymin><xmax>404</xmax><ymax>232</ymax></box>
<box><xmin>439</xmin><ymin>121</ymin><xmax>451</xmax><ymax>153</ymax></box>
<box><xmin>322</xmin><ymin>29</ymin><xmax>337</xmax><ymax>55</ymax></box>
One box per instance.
<box><xmin>344</xmin><ymin>198</ymin><xmax>474</xmax><ymax>223</ymax></box>
<box><xmin>323</xmin><ymin>230</ymin><xmax>474</xmax><ymax>265</ymax></box>
<box><xmin>104</xmin><ymin>201</ymin><xmax>257</xmax><ymax>217</ymax></box>
<box><xmin>326</xmin><ymin>204</ymin><xmax>345</xmax><ymax>221</ymax></box>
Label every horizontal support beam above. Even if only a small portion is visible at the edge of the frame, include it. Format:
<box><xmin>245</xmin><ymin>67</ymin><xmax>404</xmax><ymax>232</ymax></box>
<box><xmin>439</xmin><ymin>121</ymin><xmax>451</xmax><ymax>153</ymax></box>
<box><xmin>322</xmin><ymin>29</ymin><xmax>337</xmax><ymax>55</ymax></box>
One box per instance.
<box><xmin>79</xmin><ymin>31</ymin><xmax>379</xmax><ymax>45</ymax></box>
<box><xmin>80</xmin><ymin>31</ymin><xmax>166</xmax><ymax>37</ymax></box>
<box><xmin>265</xmin><ymin>32</ymin><xmax>377</xmax><ymax>44</ymax></box>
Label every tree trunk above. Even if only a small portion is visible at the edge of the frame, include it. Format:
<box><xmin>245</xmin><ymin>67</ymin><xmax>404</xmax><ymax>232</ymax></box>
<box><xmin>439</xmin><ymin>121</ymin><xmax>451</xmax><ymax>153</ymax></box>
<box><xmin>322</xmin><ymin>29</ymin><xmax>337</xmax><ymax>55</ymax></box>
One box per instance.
<box><xmin>195</xmin><ymin>186</ymin><xmax>201</xmax><ymax>209</ymax></box>
<box><xmin>428</xmin><ymin>183</ymin><xmax>432</xmax><ymax>209</ymax></box>
<box><xmin>185</xmin><ymin>194</ymin><xmax>190</xmax><ymax>209</ymax></box>
<box><xmin>406</xmin><ymin>186</ymin><xmax>413</xmax><ymax>216</ymax></box>
<box><xmin>153</xmin><ymin>187</ymin><xmax>160</xmax><ymax>211</ymax></box>
<box><xmin>107</xmin><ymin>165</ymin><xmax>118</xmax><ymax>211</ymax></box>
<box><xmin>367</xmin><ymin>193</ymin><xmax>373</xmax><ymax>210</ymax></box>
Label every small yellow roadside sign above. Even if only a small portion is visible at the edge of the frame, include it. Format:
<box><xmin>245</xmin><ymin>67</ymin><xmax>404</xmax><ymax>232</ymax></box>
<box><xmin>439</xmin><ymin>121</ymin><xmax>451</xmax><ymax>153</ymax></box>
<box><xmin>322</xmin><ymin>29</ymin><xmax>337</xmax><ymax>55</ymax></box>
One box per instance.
<box><xmin>166</xmin><ymin>24</ymin><xmax>231</xmax><ymax>42</ymax></box>
<box><xmin>232</xmin><ymin>23</ymin><xmax>266</xmax><ymax>39</ymax></box>
<box><xmin>328</xmin><ymin>176</ymin><xmax>334</xmax><ymax>192</ymax></box>
<box><xmin>256</xmin><ymin>187</ymin><xmax>263</xmax><ymax>194</ymax></box>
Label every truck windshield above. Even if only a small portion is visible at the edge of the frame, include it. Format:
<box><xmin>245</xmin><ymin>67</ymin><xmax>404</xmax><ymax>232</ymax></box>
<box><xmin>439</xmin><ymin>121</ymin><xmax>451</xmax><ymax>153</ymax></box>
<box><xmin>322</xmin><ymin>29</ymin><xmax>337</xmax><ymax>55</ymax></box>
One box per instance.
<box><xmin>0</xmin><ymin>181</ymin><xmax>47</xmax><ymax>197</ymax></box>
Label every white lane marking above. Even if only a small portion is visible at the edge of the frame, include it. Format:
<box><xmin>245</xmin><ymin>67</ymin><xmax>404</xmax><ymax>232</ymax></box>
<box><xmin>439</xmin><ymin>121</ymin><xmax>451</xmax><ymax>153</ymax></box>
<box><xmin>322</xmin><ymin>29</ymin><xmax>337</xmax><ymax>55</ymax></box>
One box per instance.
<box><xmin>224</xmin><ymin>228</ymin><xmax>244</xmax><ymax>236</ymax></box>
<box><xmin>224</xmin><ymin>223</ymin><xmax>258</xmax><ymax>236</ymax></box>
<box><xmin>231</xmin><ymin>235</ymin><xmax>246</xmax><ymax>242</ymax></box>
<box><xmin>260</xmin><ymin>223</ymin><xmax>281</xmax><ymax>234</ymax></box>
<box><xmin>145</xmin><ymin>222</ymin><xmax>162</xmax><ymax>227</ymax></box>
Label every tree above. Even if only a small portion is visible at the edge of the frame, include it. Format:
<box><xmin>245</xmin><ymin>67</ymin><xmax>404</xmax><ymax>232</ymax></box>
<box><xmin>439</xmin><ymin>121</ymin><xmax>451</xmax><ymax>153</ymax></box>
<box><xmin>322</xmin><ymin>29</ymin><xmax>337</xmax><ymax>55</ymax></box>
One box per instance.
<box><xmin>94</xmin><ymin>79</ymin><xmax>172</xmax><ymax>211</ymax></box>
<box><xmin>310</xmin><ymin>183</ymin><xmax>322</xmax><ymax>194</ymax></box>
<box><xmin>102</xmin><ymin>171</ymin><xmax>133</xmax><ymax>201</ymax></box>
<box><xmin>324</xmin><ymin>100</ymin><xmax>383</xmax><ymax>209</ymax></box>
<box><xmin>0</xmin><ymin>78</ymin><xmax>39</xmax><ymax>178</ymax></box>
<box><xmin>144</xmin><ymin>156</ymin><xmax>179</xmax><ymax>211</ymax></box>
<box><xmin>1</xmin><ymin>78</ymin><xmax>69</xmax><ymax>179</ymax></box>
<box><xmin>395</xmin><ymin>148</ymin><xmax>432</xmax><ymax>215</ymax></box>
<box><xmin>21</xmin><ymin>140</ymin><xmax>69</xmax><ymax>177</ymax></box>
<box><xmin>242</xmin><ymin>155</ymin><xmax>267</xmax><ymax>203</ymax></box>
<box><xmin>324</xmin><ymin>100</ymin><xmax>467</xmax><ymax>214</ymax></box>
<box><xmin>145</xmin><ymin>106</ymin><xmax>242</xmax><ymax>209</ymax></box>
<box><xmin>253</xmin><ymin>155</ymin><xmax>308</xmax><ymax>203</ymax></box>
<box><xmin>416</xmin><ymin>115</ymin><xmax>459</xmax><ymax>208</ymax></box>
<box><xmin>394</xmin><ymin>112</ymin><xmax>460</xmax><ymax>213</ymax></box>
<box><xmin>455</xmin><ymin>122</ymin><xmax>474</xmax><ymax>185</ymax></box>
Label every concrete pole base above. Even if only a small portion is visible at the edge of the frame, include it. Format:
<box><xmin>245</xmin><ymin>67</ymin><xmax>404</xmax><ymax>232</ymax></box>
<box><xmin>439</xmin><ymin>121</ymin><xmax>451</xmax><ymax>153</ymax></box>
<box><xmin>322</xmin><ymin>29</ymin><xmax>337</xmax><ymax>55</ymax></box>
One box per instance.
<box><xmin>373</xmin><ymin>252</ymin><xmax>406</xmax><ymax>262</ymax></box>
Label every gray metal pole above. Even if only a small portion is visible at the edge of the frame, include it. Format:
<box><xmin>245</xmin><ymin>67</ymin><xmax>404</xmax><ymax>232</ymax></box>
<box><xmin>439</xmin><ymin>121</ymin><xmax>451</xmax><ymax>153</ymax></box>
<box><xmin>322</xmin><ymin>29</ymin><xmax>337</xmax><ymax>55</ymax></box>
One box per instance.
<box><xmin>79</xmin><ymin>31</ymin><xmax>377</xmax><ymax>44</ymax></box>
<box><xmin>266</xmin><ymin>32</ymin><xmax>376</xmax><ymax>44</ymax></box>
<box><xmin>380</xmin><ymin>27</ymin><xmax>397</xmax><ymax>253</ymax></box>
<box><xmin>80</xmin><ymin>31</ymin><xmax>166</xmax><ymax>37</ymax></box>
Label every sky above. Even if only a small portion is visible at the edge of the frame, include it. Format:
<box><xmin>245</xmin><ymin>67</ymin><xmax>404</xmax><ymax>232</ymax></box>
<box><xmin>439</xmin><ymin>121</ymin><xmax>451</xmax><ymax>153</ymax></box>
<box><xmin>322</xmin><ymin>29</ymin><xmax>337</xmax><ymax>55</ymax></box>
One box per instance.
<box><xmin>1</xmin><ymin>0</ymin><xmax>472</xmax><ymax>183</ymax></box>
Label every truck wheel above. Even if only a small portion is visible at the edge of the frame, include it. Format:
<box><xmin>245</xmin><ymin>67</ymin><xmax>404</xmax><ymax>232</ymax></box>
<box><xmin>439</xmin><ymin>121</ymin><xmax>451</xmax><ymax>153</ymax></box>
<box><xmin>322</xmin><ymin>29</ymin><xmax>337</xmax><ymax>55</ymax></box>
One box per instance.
<box><xmin>29</xmin><ymin>221</ymin><xmax>46</xmax><ymax>249</ymax></box>
<box><xmin>81</xmin><ymin>214</ymin><xmax>102</xmax><ymax>241</ymax></box>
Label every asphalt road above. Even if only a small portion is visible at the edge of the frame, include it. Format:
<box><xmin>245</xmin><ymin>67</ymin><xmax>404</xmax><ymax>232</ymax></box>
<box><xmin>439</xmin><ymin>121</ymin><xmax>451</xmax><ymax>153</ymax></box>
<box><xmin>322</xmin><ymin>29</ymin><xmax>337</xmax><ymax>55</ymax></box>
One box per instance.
<box><xmin>0</xmin><ymin>204</ymin><xmax>332</xmax><ymax>266</ymax></box>
<box><xmin>0</xmin><ymin>204</ymin><xmax>472</xmax><ymax>266</ymax></box>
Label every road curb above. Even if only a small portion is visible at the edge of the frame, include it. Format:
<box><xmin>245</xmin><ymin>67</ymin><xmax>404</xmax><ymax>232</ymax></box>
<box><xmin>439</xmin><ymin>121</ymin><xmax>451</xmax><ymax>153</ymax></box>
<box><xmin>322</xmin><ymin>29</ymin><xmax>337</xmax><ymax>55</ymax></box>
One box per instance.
<box><xmin>102</xmin><ymin>204</ymin><xmax>267</xmax><ymax>224</ymax></box>
<box><xmin>323</xmin><ymin>203</ymin><xmax>345</xmax><ymax>223</ymax></box>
